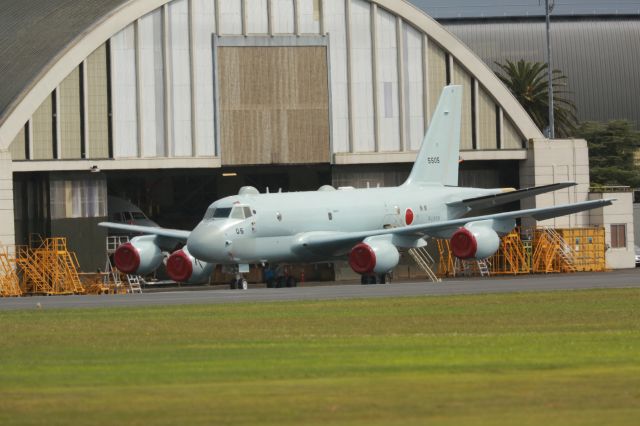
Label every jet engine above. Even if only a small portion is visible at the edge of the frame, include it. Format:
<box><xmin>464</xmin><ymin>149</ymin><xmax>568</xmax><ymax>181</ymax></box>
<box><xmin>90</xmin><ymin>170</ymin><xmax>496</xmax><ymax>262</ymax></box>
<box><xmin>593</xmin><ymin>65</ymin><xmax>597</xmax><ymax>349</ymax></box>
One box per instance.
<box><xmin>349</xmin><ymin>239</ymin><xmax>400</xmax><ymax>275</ymax></box>
<box><xmin>450</xmin><ymin>225</ymin><xmax>500</xmax><ymax>259</ymax></box>
<box><xmin>166</xmin><ymin>247</ymin><xmax>215</xmax><ymax>284</ymax></box>
<box><xmin>113</xmin><ymin>235</ymin><xmax>164</xmax><ymax>275</ymax></box>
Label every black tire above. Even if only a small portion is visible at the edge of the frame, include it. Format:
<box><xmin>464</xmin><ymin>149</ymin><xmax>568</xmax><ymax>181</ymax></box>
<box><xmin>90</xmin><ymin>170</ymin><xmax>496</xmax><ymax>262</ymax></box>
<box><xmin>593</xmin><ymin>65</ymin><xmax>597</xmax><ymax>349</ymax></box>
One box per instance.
<box><xmin>361</xmin><ymin>275</ymin><xmax>368</xmax><ymax>285</ymax></box>
<box><xmin>230</xmin><ymin>279</ymin><xmax>237</xmax><ymax>290</ymax></box>
<box><xmin>377</xmin><ymin>274</ymin><xmax>387</xmax><ymax>284</ymax></box>
<box><xmin>367</xmin><ymin>275</ymin><xmax>376</xmax><ymax>285</ymax></box>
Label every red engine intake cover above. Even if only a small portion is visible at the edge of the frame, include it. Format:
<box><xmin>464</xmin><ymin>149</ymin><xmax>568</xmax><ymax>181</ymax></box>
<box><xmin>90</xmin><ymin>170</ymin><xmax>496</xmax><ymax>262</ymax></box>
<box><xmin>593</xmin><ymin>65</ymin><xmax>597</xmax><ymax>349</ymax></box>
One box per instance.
<box><xmin>114</xmin><ymin>243</ymin><xmax>140</xmax><ymax>274</ymax></box>
<box><xmin>450</xmin><ymin>227</ymin><xmax>477</xmax><ymax>259</ymax></box>
<box><xmin>349</xmin><ymin>243</ymin><xmax>376</xmax><ymax>274</ymax></box>
<box><xmin>166</xmin><ymin>250</ymin><xmax>193</xmax><ymax>282</ymax></box>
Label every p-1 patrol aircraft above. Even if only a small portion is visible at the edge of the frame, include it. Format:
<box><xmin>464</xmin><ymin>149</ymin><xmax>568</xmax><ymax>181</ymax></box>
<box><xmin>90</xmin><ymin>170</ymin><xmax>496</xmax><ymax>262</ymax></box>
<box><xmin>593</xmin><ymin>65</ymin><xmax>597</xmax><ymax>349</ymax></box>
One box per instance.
<box><xmin>100</xmin><ymin>86</ymin><xmax>613</xmax><ymax>287</ymax></box>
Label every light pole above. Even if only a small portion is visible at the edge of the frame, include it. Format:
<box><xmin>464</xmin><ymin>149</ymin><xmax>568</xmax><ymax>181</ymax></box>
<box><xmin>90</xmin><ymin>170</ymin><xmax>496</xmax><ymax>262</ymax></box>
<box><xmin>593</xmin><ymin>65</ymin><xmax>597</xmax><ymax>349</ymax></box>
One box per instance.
<box><xmin>545</xmin><ymin>0</ymin><xmax>555</xmax><ymax>139</ymax></box>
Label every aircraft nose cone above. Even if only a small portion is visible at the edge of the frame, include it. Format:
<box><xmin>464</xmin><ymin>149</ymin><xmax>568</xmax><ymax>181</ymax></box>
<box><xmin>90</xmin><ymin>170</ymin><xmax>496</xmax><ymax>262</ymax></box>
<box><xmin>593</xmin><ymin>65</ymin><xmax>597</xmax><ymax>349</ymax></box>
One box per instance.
<box><xmin>187</xmin><ymin>222</ymin><xmax>220</xmax><ymax>263</ymax></box>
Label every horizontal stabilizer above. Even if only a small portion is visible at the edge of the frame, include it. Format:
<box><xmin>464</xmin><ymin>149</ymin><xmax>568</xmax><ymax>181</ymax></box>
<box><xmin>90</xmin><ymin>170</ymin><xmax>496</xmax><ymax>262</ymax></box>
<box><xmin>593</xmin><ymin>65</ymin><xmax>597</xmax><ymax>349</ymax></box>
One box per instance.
<box><xmin>447</xmin><ymin>182</ymin><xmax>577</xmax><ymax>210</ymax></box>
<box><xmin>98</xmin><ymin>222</ymin><xmax>191</xmax><ymax>240</ymax></box>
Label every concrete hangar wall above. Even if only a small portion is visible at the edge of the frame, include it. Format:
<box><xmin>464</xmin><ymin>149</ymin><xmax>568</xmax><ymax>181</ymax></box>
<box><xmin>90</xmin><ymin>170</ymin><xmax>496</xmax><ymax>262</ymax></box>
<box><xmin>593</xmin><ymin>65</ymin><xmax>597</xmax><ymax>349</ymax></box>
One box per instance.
<box><xmin>0</xmin><ymin>0</ymin><xmax>574</xmax><ymax>270</ymax></box>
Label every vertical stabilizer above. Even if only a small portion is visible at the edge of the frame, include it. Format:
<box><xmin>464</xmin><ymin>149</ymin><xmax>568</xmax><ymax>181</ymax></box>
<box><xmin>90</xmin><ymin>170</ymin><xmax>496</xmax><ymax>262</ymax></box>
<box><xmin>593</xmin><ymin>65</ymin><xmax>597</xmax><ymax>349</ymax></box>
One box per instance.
<box><xmin>403</xmin><ymin>85</ymin><xmax>462</xmax><ymax>187</ymax></box>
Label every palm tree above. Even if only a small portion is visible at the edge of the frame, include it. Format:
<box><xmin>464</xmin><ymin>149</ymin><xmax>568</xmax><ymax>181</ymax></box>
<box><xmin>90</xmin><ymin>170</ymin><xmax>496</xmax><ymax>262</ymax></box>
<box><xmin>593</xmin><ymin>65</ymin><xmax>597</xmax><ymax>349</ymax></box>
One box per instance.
<box><xmin>495</xmin><ymin>59</ymin><xmax>577</xmax><ymax>138</ymax></box>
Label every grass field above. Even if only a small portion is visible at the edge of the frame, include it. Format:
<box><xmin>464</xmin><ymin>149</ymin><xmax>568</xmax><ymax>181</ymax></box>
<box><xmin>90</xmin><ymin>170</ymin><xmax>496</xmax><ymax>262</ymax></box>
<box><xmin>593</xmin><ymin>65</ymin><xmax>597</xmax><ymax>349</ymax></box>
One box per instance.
<box><xmin>1</xmin><ymin>288</ymin><xmax>639</xmax><ymax>425</ymax></box>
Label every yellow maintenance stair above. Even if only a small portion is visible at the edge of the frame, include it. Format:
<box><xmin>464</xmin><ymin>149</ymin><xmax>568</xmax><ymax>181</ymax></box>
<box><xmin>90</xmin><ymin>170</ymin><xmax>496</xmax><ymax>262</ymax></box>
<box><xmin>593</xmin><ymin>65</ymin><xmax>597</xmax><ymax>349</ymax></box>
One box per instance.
<box><xmin>14</xmin><ymin>237</ymin><xmax>85</xmax><ymax>295</ymax></box>
<box><xmin>429</xmin><ymin>227</ymin><xmax>606</xmax><ymax>278</ymax></box>
<box><xmin>0</xmin><ymin>246</ymin><xmax>22</xmax><ymax>297</ymax></box>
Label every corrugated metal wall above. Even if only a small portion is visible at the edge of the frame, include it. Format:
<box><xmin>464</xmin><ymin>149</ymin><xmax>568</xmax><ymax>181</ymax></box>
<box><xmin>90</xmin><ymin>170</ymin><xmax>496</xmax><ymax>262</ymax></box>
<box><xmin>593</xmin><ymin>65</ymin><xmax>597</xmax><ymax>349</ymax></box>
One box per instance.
<box><xmin>138</xmin><ymin>9</ymin><xmax>165</xmax><ymax>158</ymax></box>
<box><xmin>444</xmin><ymin>17</ymin><xmax>640</xmax><ymax>128</ymax></box>
<box><xmin>218</xmin><ymin>46</ymin><xmax>330</xmax><ymax>165</ymax></box>
<box><xmin>58</xmin><ymin>68</ymin><xmax>82</xmax><ymax>159</ymax></box>
<box><xmin>111</xmin><ymin>24</ymin><xmax>138</xmax><ymax>158</ymax></box>
<box><xmin>31</xmin><ymin>94</ymin><xmax>53</xmax><ymax>160</ymax></box>
<box><xmin>9</xmin><ymin>126</ymin><xmax>25</xmax><ymax>160</ymax></box>
<box><xmin>10</xmin><ymin>0</ymin><xmax>536</xmax><ymax>164</ymax></box>
<box><xmin>86</xmin><ymin>45</ymin><xmax>110</xmax><ymax>159</ymax></box>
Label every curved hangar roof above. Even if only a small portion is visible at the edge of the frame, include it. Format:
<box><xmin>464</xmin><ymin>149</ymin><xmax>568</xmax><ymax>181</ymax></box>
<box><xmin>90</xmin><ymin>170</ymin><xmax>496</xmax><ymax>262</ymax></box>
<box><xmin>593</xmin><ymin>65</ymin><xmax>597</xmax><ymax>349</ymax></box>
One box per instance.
<box><xmin>0</xmin><ymin>0</ymin><xmax>541</xmax><ymax>160</ymax></box>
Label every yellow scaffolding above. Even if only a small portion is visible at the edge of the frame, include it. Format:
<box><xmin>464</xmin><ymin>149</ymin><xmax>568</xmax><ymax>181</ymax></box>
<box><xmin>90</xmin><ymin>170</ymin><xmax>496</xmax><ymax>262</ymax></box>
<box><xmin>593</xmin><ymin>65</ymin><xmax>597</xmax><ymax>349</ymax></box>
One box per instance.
<box><xmin>488</xmin><ymin>230</ymin><xmax>531</xmax><ymax>275</ymax></box>
<box><xmin>0</xmin><ymin>246</ymin><xmax>22</xmax><ymax>297</ymax></box>
<box><xmin>434</xmin><ymin>227</ymin><xmax>606</xmax><ymax>277</ymax></box>
<box><xmin>557</xmin><ymin>227</ymin><xmax>607</xmax><ymax>272</ymax></box>
<box><xmin>15</xmin><ymin>237</ymin><xmax>85</xmax><ymax>295</ymax></box>
<box><xmin>436</xmin><ymin>239</ymin><xmax>455</xmax><ymax>277</ymax></box>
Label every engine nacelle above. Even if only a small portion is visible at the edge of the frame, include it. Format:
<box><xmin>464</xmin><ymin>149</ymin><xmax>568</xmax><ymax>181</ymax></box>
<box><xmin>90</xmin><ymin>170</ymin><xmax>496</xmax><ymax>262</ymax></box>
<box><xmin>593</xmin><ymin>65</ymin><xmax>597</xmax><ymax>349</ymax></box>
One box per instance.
<box><xmin>166</xmin><ymin>247</ymin><xmax>215</xmax><ymax>284</ymax></box>
<box><xmin>114</xmin><ymin>235</ymin><xmax>164</xmax><ymax>275</ymax></box>
<box><xmin>349</xmin><ymin>240</ymin><xmax>400</xmax><ymax>275</ymax></box>
<box><xmin>450</xmin><ymin>225</ymin><xmax>500</xmax><ymax>259</ymax></box>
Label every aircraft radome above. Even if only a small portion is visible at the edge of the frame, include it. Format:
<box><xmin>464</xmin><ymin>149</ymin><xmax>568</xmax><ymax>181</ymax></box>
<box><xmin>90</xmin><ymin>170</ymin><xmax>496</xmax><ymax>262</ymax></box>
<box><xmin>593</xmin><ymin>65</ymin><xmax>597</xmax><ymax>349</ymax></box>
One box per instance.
<box><xmin>99</xmin><ymin>86</ymin><xmax>613</xmax><ymax>288</ymax></box>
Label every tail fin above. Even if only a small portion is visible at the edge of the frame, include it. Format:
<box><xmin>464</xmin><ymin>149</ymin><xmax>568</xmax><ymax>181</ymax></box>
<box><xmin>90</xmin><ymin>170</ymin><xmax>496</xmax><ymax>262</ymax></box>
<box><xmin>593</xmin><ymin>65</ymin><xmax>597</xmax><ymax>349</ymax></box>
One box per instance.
<box><xmin>403</xmin><ymin>85</ymin><xmax>462</xmax><ymax>187</ymax></box>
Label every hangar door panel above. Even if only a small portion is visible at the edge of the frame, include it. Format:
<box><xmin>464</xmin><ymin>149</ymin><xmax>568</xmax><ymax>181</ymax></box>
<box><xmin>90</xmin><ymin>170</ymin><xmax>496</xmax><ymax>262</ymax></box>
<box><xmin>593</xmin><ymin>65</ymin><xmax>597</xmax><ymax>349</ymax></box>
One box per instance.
<box><xmin>218</xmin><ymin>46</ymin><xmax>330</xmax><ymax>165</ymax></box>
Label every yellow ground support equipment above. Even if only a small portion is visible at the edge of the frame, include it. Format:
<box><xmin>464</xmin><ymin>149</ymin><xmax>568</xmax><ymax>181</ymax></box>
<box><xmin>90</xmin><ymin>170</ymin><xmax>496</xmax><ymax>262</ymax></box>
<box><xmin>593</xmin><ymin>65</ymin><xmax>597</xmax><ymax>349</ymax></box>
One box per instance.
<box><xmin>435</xmin><ymin>227</ymin><xmax>606</xmax><ymax>277</ymax></box>
<box><xmin>556</xmin><ymin>227</ymin><xmax>607</xmax><ymax>272</ymax></box>
<box><xmin>0</xmin><ymin>246</ymin><xmax>22</xmax><ymax>297</ymax></box>
<box><xmin>488</xmin><ymin>230</ymin><xmax>531</xmax><ymax>275</ymax></box>
<box><xmin>15</xmin><ymin>237</ymin><xmax>85</xmax><ymax>295</ymax></box>
<box><xmin>532</xmin><ymin>228</ymin><xmax>577</xmax><ymax>273</ymax></box>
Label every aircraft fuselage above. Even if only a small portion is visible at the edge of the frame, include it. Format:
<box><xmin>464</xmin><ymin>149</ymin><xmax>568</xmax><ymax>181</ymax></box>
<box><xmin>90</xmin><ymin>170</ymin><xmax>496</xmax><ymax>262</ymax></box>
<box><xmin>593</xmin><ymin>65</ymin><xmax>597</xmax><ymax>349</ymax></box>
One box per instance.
<box><xmin>186</xmin><ymin>185</ymin><xmax>500</xmax><ymax>264</ymax></box>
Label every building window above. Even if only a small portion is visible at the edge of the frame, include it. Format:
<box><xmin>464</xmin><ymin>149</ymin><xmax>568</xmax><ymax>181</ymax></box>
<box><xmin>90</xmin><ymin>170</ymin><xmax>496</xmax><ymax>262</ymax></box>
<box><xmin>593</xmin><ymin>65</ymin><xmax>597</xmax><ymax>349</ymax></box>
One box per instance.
<box><xmin>50</xmin><ymin>178</ymin><xmax>107</xmax><ymax>219</ymax></box>
<box><xmin>610</xmin><ymin>224</ymin><xmax>627</xmax><ymax>248</ymax></box>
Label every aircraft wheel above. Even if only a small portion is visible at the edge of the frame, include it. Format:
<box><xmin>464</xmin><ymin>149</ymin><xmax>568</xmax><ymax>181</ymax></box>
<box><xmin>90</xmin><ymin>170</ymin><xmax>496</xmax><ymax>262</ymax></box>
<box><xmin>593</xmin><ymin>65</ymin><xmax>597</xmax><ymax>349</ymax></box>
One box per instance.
<box><xmin>377</xmin><ymin>274</ymin><xmax>387</xmax><ymax>284</ymax></box>
<box><xmin>367</xmin><ymin>275</ymin><xmax>377</xmax><ymax>285</ymax></box>
<box><xmin>360</xmin><ymin>275</ymin><xmax>368</xmax><ymax>285</ymax></box>
<box><xmin>240</xmin><ymin>279</ymin><xmax>248</xmax><ymax>290</ymax></box>
<box><xmin>230</xmin><ymin>279</ymin><xmax>237</xmax><ymax>290</ymax></box>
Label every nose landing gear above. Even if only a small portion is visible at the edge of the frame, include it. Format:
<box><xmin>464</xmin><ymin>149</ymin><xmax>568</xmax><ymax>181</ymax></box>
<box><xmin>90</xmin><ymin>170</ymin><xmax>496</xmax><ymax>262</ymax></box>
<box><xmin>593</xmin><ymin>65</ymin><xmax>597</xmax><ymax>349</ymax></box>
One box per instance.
<box><xmin>230</xmin><ymin>273</ymin><xmax>248</xmax><ymax>290</ymax></box>
<box><xmin>224</xmin><ymin>264</ymin><xmax>249</xmax><ymax>290</ymax></box>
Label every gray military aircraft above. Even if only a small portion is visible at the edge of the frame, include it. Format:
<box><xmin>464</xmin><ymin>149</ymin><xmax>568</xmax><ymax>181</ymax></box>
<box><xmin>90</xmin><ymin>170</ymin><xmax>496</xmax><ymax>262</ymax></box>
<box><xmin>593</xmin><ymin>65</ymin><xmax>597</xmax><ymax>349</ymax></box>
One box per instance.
<box><xmin>99</xmin><ymin>85</ymin><xmax>613</xmax><ymax>287</ymax></box>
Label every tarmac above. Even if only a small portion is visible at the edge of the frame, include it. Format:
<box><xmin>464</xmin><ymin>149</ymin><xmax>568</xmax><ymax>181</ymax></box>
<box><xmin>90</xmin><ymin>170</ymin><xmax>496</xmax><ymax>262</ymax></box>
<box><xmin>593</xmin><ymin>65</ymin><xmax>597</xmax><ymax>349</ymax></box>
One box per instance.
<box><xmin>1</xmin><ymin>269</ymin><xmax>639</xmax><ymax>311</ymax></box>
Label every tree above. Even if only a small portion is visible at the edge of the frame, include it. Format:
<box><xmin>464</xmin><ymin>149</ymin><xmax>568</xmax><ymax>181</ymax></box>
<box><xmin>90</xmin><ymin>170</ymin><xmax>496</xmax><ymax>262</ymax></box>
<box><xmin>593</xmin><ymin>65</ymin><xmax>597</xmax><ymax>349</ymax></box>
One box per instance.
<box><xmin>495</xmin><ymin>59</ymin><xmax>578</xmax><ymax>138</ymax></box>
<box><xmin>575</xmin><ymin>121</ymin><xmax>640</xmax><ymax>188</ymax></box>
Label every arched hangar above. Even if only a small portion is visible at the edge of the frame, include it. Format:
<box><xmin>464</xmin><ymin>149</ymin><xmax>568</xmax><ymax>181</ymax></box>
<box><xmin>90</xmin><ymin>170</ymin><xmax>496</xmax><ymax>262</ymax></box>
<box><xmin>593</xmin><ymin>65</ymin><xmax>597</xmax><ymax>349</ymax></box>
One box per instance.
<box><xmin>0</xmin><ymin>0</ymin><xmax>551</xmax><ymax>269</ymax></box>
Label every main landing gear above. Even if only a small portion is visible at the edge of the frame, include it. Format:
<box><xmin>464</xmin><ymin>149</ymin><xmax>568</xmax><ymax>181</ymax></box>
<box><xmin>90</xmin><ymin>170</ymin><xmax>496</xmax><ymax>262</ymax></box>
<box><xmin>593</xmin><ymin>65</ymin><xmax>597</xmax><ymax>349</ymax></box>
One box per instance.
<box><xmin>360</xmin><ymin>273</ymin><xmax>389</xmax><ymax>285</ymax></box>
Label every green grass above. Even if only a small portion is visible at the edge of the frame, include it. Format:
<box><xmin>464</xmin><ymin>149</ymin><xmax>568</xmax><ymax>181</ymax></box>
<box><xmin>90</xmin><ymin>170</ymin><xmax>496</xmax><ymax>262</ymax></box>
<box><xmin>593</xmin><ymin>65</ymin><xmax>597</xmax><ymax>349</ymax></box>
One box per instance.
<box><xmin>1</xmin><ymin>289</ymin><xmax>639</xmax><ymax>425</ymax></box>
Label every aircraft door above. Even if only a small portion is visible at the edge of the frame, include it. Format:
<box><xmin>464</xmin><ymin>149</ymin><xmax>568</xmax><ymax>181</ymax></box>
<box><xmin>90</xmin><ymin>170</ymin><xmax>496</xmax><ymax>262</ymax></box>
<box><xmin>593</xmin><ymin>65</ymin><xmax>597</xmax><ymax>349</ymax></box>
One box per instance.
<box><xmin>382</xmin><ymin>204</ymin><xmax>402</xmax><ymax>228</ymax></box>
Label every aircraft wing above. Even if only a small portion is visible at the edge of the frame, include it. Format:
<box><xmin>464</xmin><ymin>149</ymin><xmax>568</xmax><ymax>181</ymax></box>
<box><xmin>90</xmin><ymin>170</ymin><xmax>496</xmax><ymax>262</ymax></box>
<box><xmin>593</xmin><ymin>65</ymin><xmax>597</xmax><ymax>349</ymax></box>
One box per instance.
<box><xmin>295</xmin><ymin>198</ymin><xmax>614</xmax><ymax>254</ymax></box>
<box><xmin>446</xmin><ymin>182</ymin><xmax>576</xmax><ymax>210</ymax></box>
<box><xmin>98</xmin><ymin>222</ymin><xmax>191</xmax><ymax>240</ymax></box>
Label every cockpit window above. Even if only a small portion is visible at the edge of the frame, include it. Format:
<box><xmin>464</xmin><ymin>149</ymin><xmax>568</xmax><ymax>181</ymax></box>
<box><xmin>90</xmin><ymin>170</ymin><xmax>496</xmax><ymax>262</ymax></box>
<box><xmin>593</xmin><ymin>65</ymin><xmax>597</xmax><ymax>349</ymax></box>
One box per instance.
<box><xmin>214</xmin><ymin>208</ymin><xmax>232</xmax><ymax>218</ymax></box>
<box><xmin>243</xmin><ymin>207</ymin><xmax>252</xmax><ymax>218</ymax></box>
<box><xmin>230</xmin><ymin>207</ymin><xmax>244</xmax><ymax>219</ymax></box>
<box><xmin>203</xmin><ymin>207</ymin><xmax>232</xmax><ymax>220</ymax></box>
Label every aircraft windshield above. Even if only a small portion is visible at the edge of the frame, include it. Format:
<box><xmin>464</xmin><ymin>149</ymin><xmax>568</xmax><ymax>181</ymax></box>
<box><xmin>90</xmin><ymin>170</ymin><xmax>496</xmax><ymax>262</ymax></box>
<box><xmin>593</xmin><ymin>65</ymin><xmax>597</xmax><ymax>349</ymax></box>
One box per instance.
<box><xmin>203</xmin><ymin>207</ymin><xmax>232</xmax><ymax>220</ymax></box>
<box><xmin>203</xmin><ymin>206</ymin><xmax>252</xmax><ymax>220</ymax></box>
<box><xmin>230</xmin><ymin>206</ymin><xmax>253</xmax><ymax>220</ymax></box>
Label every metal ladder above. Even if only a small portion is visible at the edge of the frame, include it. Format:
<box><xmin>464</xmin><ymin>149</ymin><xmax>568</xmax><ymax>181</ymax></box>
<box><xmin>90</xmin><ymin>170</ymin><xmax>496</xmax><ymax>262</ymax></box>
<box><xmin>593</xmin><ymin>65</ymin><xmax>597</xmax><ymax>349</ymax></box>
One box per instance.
<box><xmin>455</xmin><ymin>258</ymin><xmax>491</xmax><ymax>277</ymax></box>
<box><xmin>408</xmin><ymin>247</ymin><xmax>442</xmax><ymax>283</ymax></box>
<box><xmin>126</xmin><ymin>275</ymin><xmax>143</xmax><ymax>294</ymax></box>
<box><xmin>544</xmin><ymin>227</ymin><xmax>577</xmax><ymax>272</ymax></box>
<box><xmin>476</xmin><ymin>259</ymin><xmax>491</xmax><ymax>277</ymax></box>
